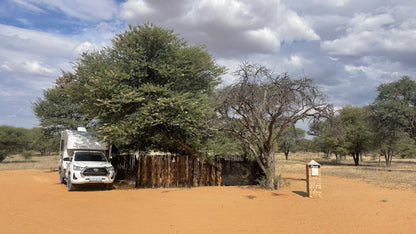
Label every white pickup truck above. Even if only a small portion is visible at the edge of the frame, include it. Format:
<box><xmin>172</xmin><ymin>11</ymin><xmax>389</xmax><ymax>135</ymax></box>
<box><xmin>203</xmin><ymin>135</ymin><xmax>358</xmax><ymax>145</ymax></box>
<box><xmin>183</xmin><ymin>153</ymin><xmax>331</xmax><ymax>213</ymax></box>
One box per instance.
<box><xmin>59</xmin><ymin>128</ymin><xmax>115</xmax><ymax>191</ymax></box>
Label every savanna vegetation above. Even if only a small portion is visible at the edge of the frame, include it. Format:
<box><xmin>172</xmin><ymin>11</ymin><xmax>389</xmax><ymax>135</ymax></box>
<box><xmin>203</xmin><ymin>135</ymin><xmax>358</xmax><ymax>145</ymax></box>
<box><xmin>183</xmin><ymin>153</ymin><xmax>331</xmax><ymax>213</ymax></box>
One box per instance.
<box><xmin>2</xmin><ymin>24</ymin><xmax>416</xmax><ymax>189</ymax></box>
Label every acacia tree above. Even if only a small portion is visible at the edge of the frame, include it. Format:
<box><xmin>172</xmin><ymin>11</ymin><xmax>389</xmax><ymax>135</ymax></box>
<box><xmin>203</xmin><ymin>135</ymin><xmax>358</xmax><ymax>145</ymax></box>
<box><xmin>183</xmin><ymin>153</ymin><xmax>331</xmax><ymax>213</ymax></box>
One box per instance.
<box><xmin>339</xmin><ymin>106</ymin><xmax>373</xmax><ymax>166</ymax></box>
<box><xmin>309</xmin><ymin>116</ymin><xmax>346</xmax><ymax>162</ymax></box>
<box><xmin>370</xmin><ymin>76</ymin><xmax>416</xmax><ymax>166</ymax></box>
<box><xmin>216</xmin><ymin>63</ymin><xmax>331</xmax><ymax>189</ymax></box>
<box><xmin>57</xmin><ymin>24</ymin><xmax>224</xmax><ymax>160</ymax></box>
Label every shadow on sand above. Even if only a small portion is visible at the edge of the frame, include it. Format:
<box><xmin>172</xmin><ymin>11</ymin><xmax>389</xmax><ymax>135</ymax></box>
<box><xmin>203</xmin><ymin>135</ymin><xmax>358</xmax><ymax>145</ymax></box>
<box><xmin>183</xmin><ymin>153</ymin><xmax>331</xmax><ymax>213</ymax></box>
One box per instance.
<box><xmin>292</xmin><ymin>191</ymin><xmax>307</xmax><ymax>197</ymax></box>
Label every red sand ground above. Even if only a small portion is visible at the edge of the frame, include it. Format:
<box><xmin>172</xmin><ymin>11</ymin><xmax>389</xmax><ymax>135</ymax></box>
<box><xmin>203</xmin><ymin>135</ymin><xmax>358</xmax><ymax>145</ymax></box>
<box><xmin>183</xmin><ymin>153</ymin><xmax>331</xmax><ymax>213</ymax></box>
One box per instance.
<box><xmin>0</xmin><ymin>169</ymin><xmax>415</xmax><ymax>233</ymax></box>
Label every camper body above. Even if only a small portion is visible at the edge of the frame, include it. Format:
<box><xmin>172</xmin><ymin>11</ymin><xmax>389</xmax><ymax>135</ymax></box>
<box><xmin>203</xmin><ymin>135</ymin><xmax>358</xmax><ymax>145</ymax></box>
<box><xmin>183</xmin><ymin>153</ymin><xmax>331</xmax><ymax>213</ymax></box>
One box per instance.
<box><xmin>59</xmin><ymin>128</ymin><xmax>115</xmax><ymax>191</ymax></box>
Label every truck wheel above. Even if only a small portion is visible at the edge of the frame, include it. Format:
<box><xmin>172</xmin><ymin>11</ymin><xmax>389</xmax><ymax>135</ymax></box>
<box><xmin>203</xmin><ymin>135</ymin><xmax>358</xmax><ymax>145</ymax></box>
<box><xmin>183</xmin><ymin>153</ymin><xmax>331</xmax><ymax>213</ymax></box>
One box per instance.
<box><xmin>105</xmin><ymin>183</ymin><xmax>113</xmax><ymax>190</ymax></box>
<box><xmin>59</xmin><ymin>170</ymin><xmax>65</xmax><ymax>184</ymax></box>
<box><xmin>67</xmin><ymin>174</ymin><xmax>76</xmax><ymax>191</ymax></box>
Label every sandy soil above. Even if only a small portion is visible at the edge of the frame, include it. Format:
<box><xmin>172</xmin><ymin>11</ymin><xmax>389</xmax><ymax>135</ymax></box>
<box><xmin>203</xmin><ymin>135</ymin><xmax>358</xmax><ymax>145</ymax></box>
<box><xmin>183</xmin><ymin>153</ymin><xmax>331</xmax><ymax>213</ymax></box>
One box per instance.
<box><xmin>0</xmin><ymin>170</ymin><xmax>415</xmax><ymax>234</ymax></box>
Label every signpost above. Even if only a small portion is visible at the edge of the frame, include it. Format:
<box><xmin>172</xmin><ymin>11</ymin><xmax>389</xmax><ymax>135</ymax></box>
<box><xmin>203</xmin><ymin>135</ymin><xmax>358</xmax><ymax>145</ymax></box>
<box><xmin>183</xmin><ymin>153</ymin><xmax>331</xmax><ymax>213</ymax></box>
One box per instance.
<box><xmin>306</xmin><ymin>160</ymin><xmax>322</xmax><ymax>198</ymax></box>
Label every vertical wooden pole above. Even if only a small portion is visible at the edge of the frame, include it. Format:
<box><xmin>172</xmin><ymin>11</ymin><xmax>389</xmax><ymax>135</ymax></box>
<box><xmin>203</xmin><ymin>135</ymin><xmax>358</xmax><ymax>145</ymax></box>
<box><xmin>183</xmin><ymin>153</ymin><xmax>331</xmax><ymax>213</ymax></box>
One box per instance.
<box><xmin>142</xmin><ymin>156</ymin><xmax>148</xmax><ymax>188</ymax></box>
<box><xmin>192</xmin><ymin>158</ymin><xmax>198</xmax><ymax>187</ymax></box>
<box><xmin>185</xmin><ymin>155</ymin><xmax>189</xmax><ymax>187</ymax></box>
<box><xmin>136</xmin><ymin>155</ymin><xmax>142</xmax><ymax>188</ymax></box>
<box><xmin>211</xmin><ymin>165</ymin><xmax>216</xmax><ymax>186</ymax></box>
<box><xmin>151</xmin><ymin>157</ymin><xmax>156</xmax><ymax>188</ymax></box>
<box><xmin>216</xmin><ymin>165</ymin><xmax>222</xmax><ymax>186</ymax></box>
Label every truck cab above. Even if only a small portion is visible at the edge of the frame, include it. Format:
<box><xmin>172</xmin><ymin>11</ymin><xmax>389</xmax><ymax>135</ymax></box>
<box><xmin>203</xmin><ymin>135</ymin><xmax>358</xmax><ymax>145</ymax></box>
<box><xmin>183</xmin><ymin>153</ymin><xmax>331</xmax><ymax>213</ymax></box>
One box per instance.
<box><xmin>65</xmin><ymin>150</ymin><xmax>115</xmax><ymax>191</ymax></box>
<box><xmin>59</xmin><ymin>128</ymin><xmax>115</xmax><ymax>191</ymax></box>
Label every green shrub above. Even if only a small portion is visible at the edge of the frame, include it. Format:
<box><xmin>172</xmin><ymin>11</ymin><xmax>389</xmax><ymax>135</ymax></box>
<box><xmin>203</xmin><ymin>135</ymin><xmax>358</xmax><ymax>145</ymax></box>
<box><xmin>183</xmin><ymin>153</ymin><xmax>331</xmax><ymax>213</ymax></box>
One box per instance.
<box><xmin>257</xmin><ymin>174</ymin><xmax>289</xmax><ymax>190</ymax></box>
<box><xmin>21</xmin><ymin>151</ymin><xmax>35</xmax><ymax>160</ymax></box>
<box><xmin>0</xmin><ymin>151</ymin><xmax>7</xmax><ymax>162</ymax></box>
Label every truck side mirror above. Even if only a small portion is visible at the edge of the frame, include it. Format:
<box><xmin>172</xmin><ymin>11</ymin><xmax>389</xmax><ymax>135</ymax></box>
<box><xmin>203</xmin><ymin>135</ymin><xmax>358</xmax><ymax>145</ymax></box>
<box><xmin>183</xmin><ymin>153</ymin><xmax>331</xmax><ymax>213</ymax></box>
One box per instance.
<box><xmin>63</xmin><ymin>157</ymin><xmax>71</xmax><ymax>162</ymax></box>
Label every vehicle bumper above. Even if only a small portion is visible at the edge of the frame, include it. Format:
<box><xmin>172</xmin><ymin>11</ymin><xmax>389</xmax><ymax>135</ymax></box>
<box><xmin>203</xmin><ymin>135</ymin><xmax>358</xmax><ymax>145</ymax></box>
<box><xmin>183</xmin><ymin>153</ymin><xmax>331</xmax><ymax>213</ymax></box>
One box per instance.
<box><xmin>70</xmin><ymin>170</ymin><xmax>115</xmax><ymax>184</ymax></box>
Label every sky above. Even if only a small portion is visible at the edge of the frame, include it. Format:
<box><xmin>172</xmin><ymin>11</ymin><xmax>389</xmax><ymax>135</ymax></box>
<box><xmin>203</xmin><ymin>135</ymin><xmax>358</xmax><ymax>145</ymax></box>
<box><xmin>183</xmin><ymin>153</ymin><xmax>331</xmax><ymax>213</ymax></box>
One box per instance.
<box><xmin>1</xmin><ymin>0</ymin><xmax>416</xmax><ymax>129</ymax></box>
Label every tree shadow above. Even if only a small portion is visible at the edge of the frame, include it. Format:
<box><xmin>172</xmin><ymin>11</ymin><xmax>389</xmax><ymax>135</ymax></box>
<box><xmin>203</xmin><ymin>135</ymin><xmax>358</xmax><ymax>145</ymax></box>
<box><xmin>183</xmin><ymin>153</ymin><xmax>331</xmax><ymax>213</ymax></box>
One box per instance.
<box><xmin>1</xmin><ymin>160</ymin><xmax>38</xmax><ymax>164</ymax></box>
<box><xmin>284</xmin><ymin>177</ymin><xmax>306</xmax><ymax>182</ymax></box>
<box><xmin>44</xmin><ymin>169</ymin><xmax>58</xmax><ymax>173</ymax></box>
<box><xmin>292</xmin><ymin>191</ymin><xmax>307</xmax><ymax>197</ymax></box>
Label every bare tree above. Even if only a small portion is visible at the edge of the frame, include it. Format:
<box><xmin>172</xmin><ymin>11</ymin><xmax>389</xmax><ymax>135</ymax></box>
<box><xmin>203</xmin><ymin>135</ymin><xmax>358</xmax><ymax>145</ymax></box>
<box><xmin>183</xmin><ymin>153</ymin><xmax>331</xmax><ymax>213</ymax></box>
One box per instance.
<box><xmin>216</xmin><ymin>63</ymin><xmax>331</xmax><ymax>189</ymax></box>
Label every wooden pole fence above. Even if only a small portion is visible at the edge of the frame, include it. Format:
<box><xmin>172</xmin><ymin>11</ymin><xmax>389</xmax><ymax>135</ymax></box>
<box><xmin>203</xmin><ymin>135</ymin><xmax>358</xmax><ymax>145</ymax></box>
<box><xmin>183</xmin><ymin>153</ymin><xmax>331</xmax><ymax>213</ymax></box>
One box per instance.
<box><xmin>135</xmin><ymin>155</ymin><xmax>222</xmax><ymax>188</ymax></box>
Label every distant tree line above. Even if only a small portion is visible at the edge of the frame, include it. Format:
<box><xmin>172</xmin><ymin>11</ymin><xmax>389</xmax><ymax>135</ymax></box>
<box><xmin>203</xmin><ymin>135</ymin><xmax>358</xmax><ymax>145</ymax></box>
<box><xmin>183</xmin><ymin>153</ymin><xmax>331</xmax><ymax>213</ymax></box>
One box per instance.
<box><xmin>309</xmin><ymin>76</ymin><xmax>416</xmax><ymax>166</ymax></box>
<box><xmin>0</xmin><ymin>126</ymin><xmax>58</xmax><ymax>162</ymax></box>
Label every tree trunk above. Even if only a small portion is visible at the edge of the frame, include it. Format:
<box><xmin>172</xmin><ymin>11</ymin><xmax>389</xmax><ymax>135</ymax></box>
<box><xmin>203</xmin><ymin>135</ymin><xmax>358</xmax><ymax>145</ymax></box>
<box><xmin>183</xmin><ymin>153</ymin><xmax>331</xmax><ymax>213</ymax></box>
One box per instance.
<box><xmin>384</xmin><ymin>150</ymin><xmax>392</xmax><ymax>167</ymax></box>
<box><xmin>263</xmin><ymin>152</ymin><xmax>276</xmax><ymax>190</ymax></box>
<box><xmin>335</xmin><ymin>153</ymin><xmax>339</xmax><ymax>164</ymax></box>
<box><xmin>284</xmin><ymin>151</ymin><xmax>289</xmax><ymax>160</ymax></box>
<box><xmin>352</xmin><ymin>153</ymin><xmax>360</xmax><ymax>166</ymax></box>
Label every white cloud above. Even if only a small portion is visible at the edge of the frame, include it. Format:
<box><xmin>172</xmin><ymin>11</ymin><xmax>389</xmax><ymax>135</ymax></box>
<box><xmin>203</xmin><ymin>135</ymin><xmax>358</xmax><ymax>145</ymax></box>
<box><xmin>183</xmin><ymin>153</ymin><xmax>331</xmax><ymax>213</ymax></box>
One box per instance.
<box><xmin>245</xmin><ymin>27</ymin><xmax>281</xmax><ymax>53</ymax></box>
<box><xmin>121</xmin><ymin>0</ymin><xmax>155</xmax><ymax>20</ymax></box>
<box><xmin>0</xmin><ymin>24</ymin><xmax>103</xmax><ymax>101</ymax></box>
<box><xmin>188</xmin><ymin>0</ymin><xmax>257</xmax><ymax>28</ymax></box>
<box><xmin>312</xmin><ymin>0</ymin><xmax>350</xmax><ymax>7</ymax></box>
<box><xmin>0</xmin><ymin>60</ymin><xmax>55</xmax><ymax>76</ymax></box>
<box><xmin>119</xmin><ymin>0</ymin><xmax>319</xmax><ymax>57</ymax></box>
<box><xmin>276</xmin><ymin>9</ymin><xmax>320</xmax><ymax>42</ymax></box>
<box><xmin>12</xmin><ymin>0</ymin><xmax>45</xmax><ymax>13</ymax></box>
<box><xmin>347</xmin><ymin>13</ymin><xmax>394</xmax><ymax>33</ymax></box>
<box><xmin>322</xmin><ymin>10</ymin><xmax>416</xmax><ymax>60</ymax></box>
<box><xmin>0</xmin><ymin>24</ymin><xmax>95</xmax><ymax>61</ymax></box>
<box><xmin>11</xmin><ymin>0</ymin><xmax>119</xmax><ymax>21</ymax></box>
<box><xmin>284</xmin><ymin>55</ymin><xmax>311</xmax><ymax>68</ymax></box>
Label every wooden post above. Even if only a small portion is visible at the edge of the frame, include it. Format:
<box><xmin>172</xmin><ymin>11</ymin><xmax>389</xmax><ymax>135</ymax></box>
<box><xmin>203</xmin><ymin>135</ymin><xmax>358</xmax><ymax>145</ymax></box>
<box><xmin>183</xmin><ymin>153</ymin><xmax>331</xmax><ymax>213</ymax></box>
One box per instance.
<box><xmin>185</xmin><ymin>155</ymin><xmax>189</xmax><ymax>187</ymax></box>
<box><xmin>136</xmin><ymin>156</ymin><xmax>142</xmax><ymax>188</ymax></box>
<box><xmin>141</xmin><ymin>156</ymin><xmax>148</xmax><ymax>188</ymax></box>
<box><xmin>211</xmin><ymin>165</ymin><xmax>216</xmax><ymax>186</ymax></box>
<box><xmin>216</xmin><ymin>166</ymin><xmax>222</xmax><ymax>186</ymax></box>
<box><xmin>175</xmin><ymin>156</ymin><xmax>180</xmax><ymax>187</ymax></box>
<box><xmin>192</xmin><ymin>158</ymin><xmax>198</xmax><ymax>187</ymax></box>
<box><xmin>151</xmin><ymin>157</ymin><xmax>156</xmax><ymax>188</ymax></box>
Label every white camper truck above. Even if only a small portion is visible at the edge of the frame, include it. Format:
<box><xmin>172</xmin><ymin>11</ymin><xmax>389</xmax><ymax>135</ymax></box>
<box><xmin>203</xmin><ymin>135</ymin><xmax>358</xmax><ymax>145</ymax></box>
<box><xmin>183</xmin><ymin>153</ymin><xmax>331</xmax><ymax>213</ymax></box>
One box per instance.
<box><xmin>59</xmin><ymin>127</ymin><xmax>115</xmax><ymax>191</ymax></box>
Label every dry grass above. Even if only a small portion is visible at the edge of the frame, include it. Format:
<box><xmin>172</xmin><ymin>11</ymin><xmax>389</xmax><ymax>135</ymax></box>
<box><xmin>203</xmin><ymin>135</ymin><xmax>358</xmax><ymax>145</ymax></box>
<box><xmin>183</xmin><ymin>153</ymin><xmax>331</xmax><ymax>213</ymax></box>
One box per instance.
<box><xmin>2</xmin><ymin>151</ymin><xmax>416</xmax><ymax>190</ymax></box>
<box><xmin>0</xmin><ymin>153</ymin><xmax>59</xmax><ymax>171</ymax></box>
<box><xmin>277</xmin><ymin>152</ymin><xmax>416</xmax><ymax>190</ymax></box>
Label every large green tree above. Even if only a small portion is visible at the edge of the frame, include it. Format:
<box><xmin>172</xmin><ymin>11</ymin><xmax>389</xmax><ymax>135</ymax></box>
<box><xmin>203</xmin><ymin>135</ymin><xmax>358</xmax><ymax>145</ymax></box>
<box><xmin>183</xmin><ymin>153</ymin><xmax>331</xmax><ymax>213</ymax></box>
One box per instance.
<box><xmin>339</xmin><ymin>106</ymin><xmax>373</xmax><ymax>166</ymax></box>
<box><xmin>59</xmin><ymin>24</ymin><xmax>224</xmax><ymax>159</ymax></box>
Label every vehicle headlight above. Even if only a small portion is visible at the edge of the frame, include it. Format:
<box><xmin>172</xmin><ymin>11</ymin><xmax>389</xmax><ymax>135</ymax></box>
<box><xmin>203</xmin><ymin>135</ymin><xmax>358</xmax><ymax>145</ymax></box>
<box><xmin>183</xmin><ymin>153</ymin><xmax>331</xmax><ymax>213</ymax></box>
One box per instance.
<box><xmin>106</xmin><ymin>166</ymin><xmax>114</xmax><ymax>172</ymax></box>
<box><xmin>73</xmin><ymin>165</ymin><xmax>84</xmax><ymax>171</ymax></box>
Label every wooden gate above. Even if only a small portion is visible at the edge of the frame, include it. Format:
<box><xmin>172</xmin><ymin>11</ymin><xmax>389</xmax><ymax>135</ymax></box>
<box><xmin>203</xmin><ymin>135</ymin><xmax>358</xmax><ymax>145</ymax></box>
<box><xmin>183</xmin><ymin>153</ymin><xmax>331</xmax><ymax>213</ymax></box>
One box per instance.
<box><xmin>135</xmin><ymin>155</ymin><xmax>221</xmax><ymax>188</ymax></box>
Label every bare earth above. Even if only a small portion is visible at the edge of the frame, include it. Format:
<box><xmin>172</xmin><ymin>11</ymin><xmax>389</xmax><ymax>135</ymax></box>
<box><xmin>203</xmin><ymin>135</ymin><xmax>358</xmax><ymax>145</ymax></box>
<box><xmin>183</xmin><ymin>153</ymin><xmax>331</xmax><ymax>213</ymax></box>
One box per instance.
<box><xmin>1</xmin><ymin>170</ymin><xmax>415</xmax><ymax>233</ymax></box>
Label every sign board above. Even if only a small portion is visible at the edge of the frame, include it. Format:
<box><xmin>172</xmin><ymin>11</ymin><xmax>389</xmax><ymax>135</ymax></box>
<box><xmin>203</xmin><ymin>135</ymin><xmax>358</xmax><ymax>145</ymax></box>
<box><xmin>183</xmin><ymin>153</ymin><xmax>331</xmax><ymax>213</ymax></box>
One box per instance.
<box><xmin>311</xmin><ymin>167</ymin><xmax>319</xmax><ymax>176</ymax></box>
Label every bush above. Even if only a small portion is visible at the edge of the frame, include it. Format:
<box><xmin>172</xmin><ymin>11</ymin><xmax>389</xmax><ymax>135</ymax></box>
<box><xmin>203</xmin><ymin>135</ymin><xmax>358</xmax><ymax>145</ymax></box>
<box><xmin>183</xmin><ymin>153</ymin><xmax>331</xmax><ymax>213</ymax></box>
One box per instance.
<box><xmin>0</xmin><ymin>150</ymin><xmax>7</xmax><ymax>162</ymax></box>
<box><xmin>21</xmin><ymin>151</ymin><xmax>35</xmax><ymax>160</ymax></box>
<box><xmin>257</xmin><ymin>174</ymin><xmax>289</xmax><ymax>190</ymax></box>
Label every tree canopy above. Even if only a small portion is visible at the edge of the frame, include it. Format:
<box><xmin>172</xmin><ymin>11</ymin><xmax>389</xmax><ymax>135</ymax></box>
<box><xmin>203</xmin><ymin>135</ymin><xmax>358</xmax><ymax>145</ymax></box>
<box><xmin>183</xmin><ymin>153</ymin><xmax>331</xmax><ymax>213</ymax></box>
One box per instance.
<box><xmin>370</xmin><ymin>76</ymin><xmax>416</xmax><ymax>166</ymax></box>
<box><xmin>55</xmin><ymin>24</ymin><xmax>225</xmax><ymax>157</ymax></box>
<box><xmin>32</xmin><ymin>77</ymin><xmax>89</xmax><ymax>133</ymax></box>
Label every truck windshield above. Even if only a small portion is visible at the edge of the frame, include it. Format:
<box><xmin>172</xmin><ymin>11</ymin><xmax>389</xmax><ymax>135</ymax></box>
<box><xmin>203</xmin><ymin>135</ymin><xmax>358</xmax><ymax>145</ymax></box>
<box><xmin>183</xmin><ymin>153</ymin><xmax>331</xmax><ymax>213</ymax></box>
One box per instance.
<box><xmin>74</xmin><ymin>152</ymin><xmax>107</xmax><ymax>162</ymax></box>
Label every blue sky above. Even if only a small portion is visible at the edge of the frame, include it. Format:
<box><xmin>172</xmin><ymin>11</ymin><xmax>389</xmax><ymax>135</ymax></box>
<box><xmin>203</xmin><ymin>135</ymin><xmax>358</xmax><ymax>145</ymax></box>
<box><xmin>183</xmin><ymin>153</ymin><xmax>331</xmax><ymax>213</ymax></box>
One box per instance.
<box><xmin>1</xmin><ymin>0</ymin><xmax>416</xmax><ymax>128</ymax></box>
